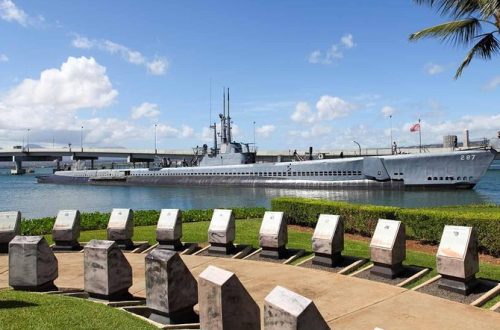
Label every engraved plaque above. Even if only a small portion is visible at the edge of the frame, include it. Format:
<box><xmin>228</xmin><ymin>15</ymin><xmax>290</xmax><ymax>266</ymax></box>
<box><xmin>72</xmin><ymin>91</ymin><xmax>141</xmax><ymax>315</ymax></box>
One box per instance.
<box><xmin>157</xmin><ymin>209</ymin><xmax>181</xmax><ymax>230</ymax></box>
<box><xmin>209</xmin><ymin>209</ymin><xmax>233</xmax><ymax>231</ymax></box>
<box><xmin>437</xmin><ymin>226</ymin><xmax>470</xmax><ymax>259</ymax></box>
<box><xmin>436</xmin><ymin>225</ymin><xmax>479</xmax><ymax>284</ymax></box>
<box><xmin>313</xmin><ymin>214</ymin><xmax>340</xmax><ymax>241</ymax></box>
<box><xmin>53</xmin><ymin>210</ymin><xmax>79</xmax><ymax>230</ymax></box>
<box><xmin>260</xmin><ymin>212</ymin><xmax>284</xmax><ymax>236</ymax></box>
<box><xmin>107</xmin><ymin>209</ymin><xmax>132</xmax><ymax>229</ymax></box>
<box><xmin>370</xmin><ymin>219</ymin><xmax>400</xmax><ymax>249</ymax></box>
<box><xmin>0</xmin><ymin>211</ymin><xmax>21</xmax><ymax>232</ymax></box>
<box><xmin>208</xmin><ymin>209</ymin><xmax>235</xmax><ymax>245</ymax></box>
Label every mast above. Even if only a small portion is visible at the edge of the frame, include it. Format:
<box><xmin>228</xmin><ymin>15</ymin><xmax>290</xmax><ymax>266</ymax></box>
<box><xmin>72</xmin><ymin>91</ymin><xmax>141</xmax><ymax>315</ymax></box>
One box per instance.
<box><xmin>227</xmin><ymin>87</ymin><xmax>231</xmax><ymax>143</ymax></box>
<box><xmin>221</xmin><ymin>88</ymin><xmax>227</xmax><ymax>144</ymax></box>
<box><xmin>210</xmin><ymin>122</ymin><xmax>217</xmax><ymax>155</ymax></box>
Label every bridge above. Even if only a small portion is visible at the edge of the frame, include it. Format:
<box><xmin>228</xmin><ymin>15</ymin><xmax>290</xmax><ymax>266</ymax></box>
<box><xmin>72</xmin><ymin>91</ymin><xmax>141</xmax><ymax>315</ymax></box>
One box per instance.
<box><xmin>0</xmin><ymin>145</ymin><xmax>497</xmax><ymax>175</ymax></box>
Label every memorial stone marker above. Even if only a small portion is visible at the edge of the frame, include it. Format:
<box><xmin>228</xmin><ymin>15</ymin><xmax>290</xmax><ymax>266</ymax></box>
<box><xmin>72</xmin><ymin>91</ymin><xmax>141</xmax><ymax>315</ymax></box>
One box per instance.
<box><xmin>312</xmin><ymin>214</ymin><xmax>344</xmax><ymax>267</ymax></box>
<box><xmin>156</xmin><ymin>209</ymin><xmax>183</xmax><ymax>250</ymax></box>
<box><xmin>9</xmin><ymin>236</ymin><xmax>58</xmax><ymax>291</ymax></box>
<box><xmin>436</xmin><ymin>225</ymin><xmax>479</xmax><ymax>295</ymax></box>
<box><xmin>107</xmin><ymin>208</ymin><xmax>134</xmax><ymax>249</ymax></box>
<box><xmin>369</xmin><ymin>219</ymin><xmax>406</xmax><ymax>279</ymax></box>
<box><xmin>259</xmin><ymin>211</ymin><xmax>287</xmax><ymax>258</ymax></box>
<box><xmin>52</xmin><ymin>210</ymin><xmax>81</xmax><ymax>250</ymax></box>
<box><xmin>145</xmin><ymin>249</ymin><xmax>198</xmax><ymax>324</ymax></box>
<box><xmin>264</xmin><ymin>286</ymin><xmax>329</xmax><ymax>330</ymax></box>
<box><xmin>84</xmin><ymin>239</ymin><xmax>133</xmax><ymax>300</ymax></box>
<box><xmin>198</xmin><ymin>265</ymin><xmax>260</xmax><ymax>330</ymax></box>
<box><xmin>208</xmin><ymin>209</ymin><xmax>235</xmax><ymax>254</ymax></box>
<box><xmin>0</xmin><ymin>211</ymin><xmax>21</xmax><ymax>253</ymax></box>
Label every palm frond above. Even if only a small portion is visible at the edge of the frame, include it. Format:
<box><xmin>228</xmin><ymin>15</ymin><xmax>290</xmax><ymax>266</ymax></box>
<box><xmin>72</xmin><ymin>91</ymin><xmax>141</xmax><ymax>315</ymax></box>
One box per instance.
<box><xmin>413</xmin><ymin>0</ymin><xmax>483</xmax><ymax>18</ymax></box>
<box><xmin>476</xmin><ymin>0</ymin><xmax>500</xmax><ymax>20</ymax></box>
<box><xmin>455</xmin><ymin>33</ymin><xmax>500</xmax><ymax>78</ymax></box>
<box><xmin>409</xmin><ymin>18</ymin><xmax>482</xmax><ymax>45</ymax></box>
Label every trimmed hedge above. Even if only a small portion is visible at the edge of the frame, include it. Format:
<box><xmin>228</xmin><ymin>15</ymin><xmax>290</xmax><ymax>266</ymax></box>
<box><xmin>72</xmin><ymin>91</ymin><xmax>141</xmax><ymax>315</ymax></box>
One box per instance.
<box><xmin>271</xmin><ymin>197</ymin><xmax>500</xmax><ymax>256</ymax></box>
<box><xmin>20</xmin><ymin>207</ymin><xmax>266</xmax><ymax>236</ymax></box>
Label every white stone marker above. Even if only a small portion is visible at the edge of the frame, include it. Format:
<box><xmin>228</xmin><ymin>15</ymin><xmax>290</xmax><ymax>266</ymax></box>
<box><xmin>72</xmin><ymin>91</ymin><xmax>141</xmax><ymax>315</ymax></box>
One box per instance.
<box><xmin>9</xmin><ymin>236</ymin><xmax>58</xmax><ymax>291</ymax></box>
<box><xmin>52</xmin><ymin>210</ymin><xmax>81</xmax><ymax>250</ymax></box>
<box><xmin>156</xmin><ymin>209</ymin><xmax>183</xmax><ymax>250</ymax></box>
<box><xmin>107</xmin><ymin>208</ymin><xmax>134</xmax><ymax>249</ymax></box>
<box><xmin>145</xmin><ymin>249</ymin><xmax>198</xmax><ymax>324</ymax></box>
<box><xmin>436</xmin><ymin>225</ymin><xmax>479</xmax><ymax>295</ymax></box>
<box><xmin>198</xmin><ymin>265</ymin><xmax>260</xmax><ymax>330</ymax></box>
<box><xmin>312</xmin><ymin>214</ymin><xmax>344</xmax><ymax>267</ymax></box>
<box><xmin>208</xmin><ymin>209</ymin><xmax>235</xmax><ymax>254</ymax></box>
<box><xmin>84</xmin><ymin>239</ymin><xmax>133</xmax><ymax>300</ymax></box>
<box><xmin>264</xmin><ymin>286</ymin><xmax>329</xmax><ymax>330</ymax></box>
<box><xmin>369</xmin><ymin>219</ymin><xmax>406</xmax><ymax>278</ymax></box>
<box><xmin>0</xmin><ymin>211</ymin><xmax>21</xmax><ymax>253</ymax></box>
<box><xmin>259</xmin><ymin>211</ymin><xmax>287</xmax><ymax>258</ymax></box>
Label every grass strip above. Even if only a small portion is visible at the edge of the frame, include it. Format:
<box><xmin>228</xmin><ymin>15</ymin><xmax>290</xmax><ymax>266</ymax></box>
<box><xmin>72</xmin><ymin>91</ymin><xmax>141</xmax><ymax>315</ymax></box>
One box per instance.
<box><xmin>0</xmin><ymin>289</ymin><xmax>156</xmax><ymax>329</ymax></box>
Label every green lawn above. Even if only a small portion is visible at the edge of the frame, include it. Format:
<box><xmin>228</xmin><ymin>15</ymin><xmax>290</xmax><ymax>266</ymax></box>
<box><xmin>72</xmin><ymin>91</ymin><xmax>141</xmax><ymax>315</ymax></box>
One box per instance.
<box><xmin>44</xmin><ymin>218</ymin><xmax>500</xmax><ymax>286</ymax></box>
<box><xmin>0</xmin><ymin>289</ymin><xmax>156</xmax><ymax>330</ymax></box>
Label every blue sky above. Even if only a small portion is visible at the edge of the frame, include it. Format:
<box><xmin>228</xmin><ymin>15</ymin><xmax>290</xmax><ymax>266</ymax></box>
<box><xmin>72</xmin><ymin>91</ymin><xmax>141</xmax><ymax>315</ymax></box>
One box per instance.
<box><xmin>0</xmin><ymin>0</ymin><xmax>498</xmax><ymax>151</ymax></box>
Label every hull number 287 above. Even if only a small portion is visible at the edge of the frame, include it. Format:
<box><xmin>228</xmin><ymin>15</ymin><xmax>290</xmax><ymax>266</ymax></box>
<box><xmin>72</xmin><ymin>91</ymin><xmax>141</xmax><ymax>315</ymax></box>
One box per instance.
<box><xmin>460</xmin><ymin>155</ymin><xmax>475</xmax><ymax>161</ymax></box>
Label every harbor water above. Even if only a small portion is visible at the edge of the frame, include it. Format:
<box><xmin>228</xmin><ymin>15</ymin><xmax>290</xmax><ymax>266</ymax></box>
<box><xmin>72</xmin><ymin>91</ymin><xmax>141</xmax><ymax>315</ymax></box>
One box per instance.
<box><xmin>1</xmin><ymin>161</ymin><xmax>499</xmax><ymax>219</ymax></box>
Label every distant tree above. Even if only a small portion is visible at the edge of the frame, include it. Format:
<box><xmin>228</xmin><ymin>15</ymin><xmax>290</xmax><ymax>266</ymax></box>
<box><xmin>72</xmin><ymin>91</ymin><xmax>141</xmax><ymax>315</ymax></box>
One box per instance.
<box><xmin>410</xmin><ymin>0</ymin><xmax>500</xmax><ymax>78</ymax></box>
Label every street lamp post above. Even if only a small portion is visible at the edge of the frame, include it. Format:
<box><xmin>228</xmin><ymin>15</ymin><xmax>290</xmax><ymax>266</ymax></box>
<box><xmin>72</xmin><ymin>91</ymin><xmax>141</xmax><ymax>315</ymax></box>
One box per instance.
<box><xmin>352</xmin><ymin>140</ymin><xmax>361</xmax><ymax>156</ymax></box>
<box><xmin>154</xmin><ymin>124</ymin><xmax>157</xmax><ymax>154</ymax></box>
<box><xmin>253</xmin><ymin>121</ymin><xmax>256</xmax><ymax>146</ymax></box>
<box><xmin>390</xmin><ymin>114</ymin><xmax>393</xmax><ymax>154</ymax></box>
<box><xmin>27</xmin><ymin>128</ymin><xmax>30</xmax><ymax>153</ymax></box>
<box><xmin>80</xmin><ymin>126</ymin><xmax>83</xmax><ymax>152</ymax></box>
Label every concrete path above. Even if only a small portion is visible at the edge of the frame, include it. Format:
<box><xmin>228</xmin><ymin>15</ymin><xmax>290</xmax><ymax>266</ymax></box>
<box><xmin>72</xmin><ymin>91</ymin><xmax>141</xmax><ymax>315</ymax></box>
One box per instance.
<box><xmin>0</xmin><ymin>253</ymin><xmax>499</xmax><ymax>329</ymax></box>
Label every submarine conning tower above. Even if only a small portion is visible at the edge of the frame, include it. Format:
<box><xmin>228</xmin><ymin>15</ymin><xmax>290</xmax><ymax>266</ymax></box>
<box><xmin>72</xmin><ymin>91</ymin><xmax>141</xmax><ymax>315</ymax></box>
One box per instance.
<box><xmin>199</xmin><ymin>88</ymin><xmax>256</xmax><ymax>167</ymax></box>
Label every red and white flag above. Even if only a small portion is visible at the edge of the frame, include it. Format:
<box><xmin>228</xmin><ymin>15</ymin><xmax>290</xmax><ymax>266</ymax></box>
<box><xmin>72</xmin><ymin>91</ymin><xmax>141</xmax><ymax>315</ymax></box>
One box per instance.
<box><xmin>410</xmin><ymin>123</ymin><xmax>420</xmax><ymax>132</ymax></box>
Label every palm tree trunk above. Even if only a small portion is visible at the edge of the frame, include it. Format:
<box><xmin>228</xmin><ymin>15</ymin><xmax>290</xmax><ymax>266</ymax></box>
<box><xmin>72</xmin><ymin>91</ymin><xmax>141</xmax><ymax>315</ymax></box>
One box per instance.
<box><xmin>496</xmin><ymin>11</ymin><xmax>500</xmax><ymax>29</ymax></box>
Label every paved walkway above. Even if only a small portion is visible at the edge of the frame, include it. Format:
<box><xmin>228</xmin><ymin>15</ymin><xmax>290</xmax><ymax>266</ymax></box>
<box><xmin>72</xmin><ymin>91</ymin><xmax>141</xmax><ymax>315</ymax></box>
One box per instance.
<box><xmin>1</xmin><ymin>253</ymin><xmax>499</xmax><ymax>329</ymax></box>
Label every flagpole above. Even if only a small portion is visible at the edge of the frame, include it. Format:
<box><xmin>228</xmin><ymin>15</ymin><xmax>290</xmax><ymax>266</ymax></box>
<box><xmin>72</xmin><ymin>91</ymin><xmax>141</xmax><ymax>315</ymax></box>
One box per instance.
<box><xmin>418</xmin><ymin>118</ymin><xmax>422</xmax><ymax>153</ymax></box>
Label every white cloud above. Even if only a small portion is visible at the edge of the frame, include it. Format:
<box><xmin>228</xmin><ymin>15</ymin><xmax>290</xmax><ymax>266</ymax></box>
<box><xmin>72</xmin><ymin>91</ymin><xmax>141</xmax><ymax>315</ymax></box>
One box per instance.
<box><xmin>131</xmin><ymin>102</ymin><xmax>160</xmax><ymax>120</ymax></box>
<box><xmin>0</xmin><ymin>53</ymin><xmax>8</xmax><ymax>62</ymax></box>
<box><xmin>381</xmin><ymin>106</ymin><xmax>395</xmax><ymax>117</ymax></box>
<box><xmin>71</xmin><ymin>35</ymin><xmax>169</xmax><ymax>75</ymax></box>
<box><xmin>484</xmin><ymin>76</ymin><xmax>500</xmax><ymax>90</ymax></box>
<box><xmin>71</xmin><ymin>36</ymin><xmax>93</xmax><ymax>49</ymax></box>
<box><xmin>147</xmin><ymin>58</ymin><xmax>168</xmax><ymax>75</ymax></box>
<box><xmin>180</xmin><ymin>125</ymin><xmax>194</xmax><ymax>138</ymax></box>
<box><xmin>308</xmin><ymin>50</ymin><xmax>322</xmax><ymax>64</ymax></box>
<box><xmin>425</xmin><ymin>63</ymin><xmax>444</xmax><ymax>75</ymax></box>
<box><xmin>292</xmin><ymin>96</ymin><xmax>356</xmax><ymax>124</ymax></box>
<box><xmin>0</xmin><ymin>56</ymin><xmax>118</xmax><ymax>130</ymax></box>
<box><xmin>291</xmin><ymin>102</ymin><xmax>314</xmax><ymax>123</ymax></box>
<box><xmin>340</xmin><ymin>34</ymin><xmax>355</xmax><ymax>48</ymax></box>
<box><xmin>316</xmin><ymin>95</ymin><xmax>356</xmax><ymax>120</ymax></box>
<box><xmin>308</xmin><ymin>34</ymin><xmax>355</xmax><ymax>65</ymax></box>
<box><xmin>403</xmin><ymin>115</ymin><xmax>500</xmax><ymax>139</ymax></box>
<box><xmin>256</xmin><ymin>124</ymin><xmax>275</xmax><ymax>138</ymax></box>
<box><xmin>289</xmin><ymin>124</ymin><xmax>332</xmax><ymax>138</ymax></box>
<box><xmin>0</xmin><ymin>0</ymin><xmax>27</xmax><ymax>26</ymax></box>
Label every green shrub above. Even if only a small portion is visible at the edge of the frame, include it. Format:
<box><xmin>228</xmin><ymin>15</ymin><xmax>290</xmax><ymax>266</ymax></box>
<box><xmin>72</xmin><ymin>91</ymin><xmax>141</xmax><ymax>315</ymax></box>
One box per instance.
<box><xmin>271</xmin><ymin>197</ymin><xmax>397</xmax><ymax>236</ymax></box>
<box><xmin>271</xmin><ymin>197</ymin><xmax>500</xmax><ymax>256</ymax></box>
<box><xmin>20</xmin><ymin>207</ymin><xmax>266</xmax><ymax>236</ymax></box>
<box><xmin>395</xmin><ymin>208</ymin><xmax>500</xmax><ymax>256</ymax></box>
